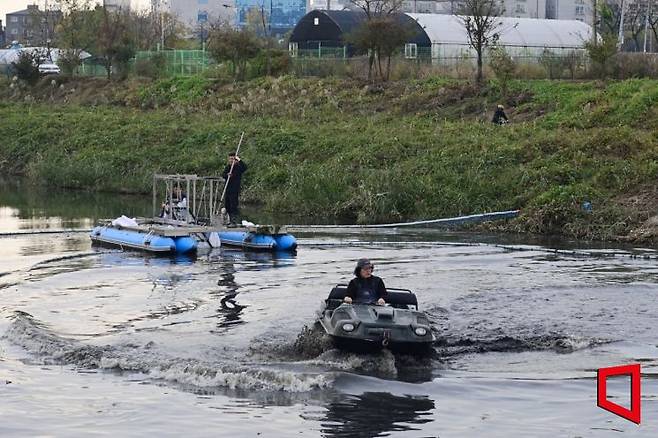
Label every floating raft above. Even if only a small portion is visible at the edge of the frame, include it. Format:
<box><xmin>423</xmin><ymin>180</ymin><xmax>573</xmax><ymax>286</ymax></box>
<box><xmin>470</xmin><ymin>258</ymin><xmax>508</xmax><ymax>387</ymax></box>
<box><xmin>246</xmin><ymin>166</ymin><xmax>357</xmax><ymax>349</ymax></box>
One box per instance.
<box><xmin>215</xmin><ymin>224</ymin><xmax>297</xmax><ymax>251</ymax></box>
<box><xmin>90</xmin><ymin>225</ymin><xmax>198</xmax><ymax>254</ymax></box>
<box><xmin>91</xmin><ymin>221</ymin><xmax>296</xmax><ymax>254</ymax></box>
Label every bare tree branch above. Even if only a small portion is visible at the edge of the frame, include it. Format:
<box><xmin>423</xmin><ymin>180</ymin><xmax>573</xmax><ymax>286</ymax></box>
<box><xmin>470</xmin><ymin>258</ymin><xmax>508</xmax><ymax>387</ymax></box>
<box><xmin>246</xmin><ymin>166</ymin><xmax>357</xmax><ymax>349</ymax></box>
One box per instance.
<box><xmin>457</xmin><ymin>0</ymin><xmax>504</xmax><ymax>84</ymax></box>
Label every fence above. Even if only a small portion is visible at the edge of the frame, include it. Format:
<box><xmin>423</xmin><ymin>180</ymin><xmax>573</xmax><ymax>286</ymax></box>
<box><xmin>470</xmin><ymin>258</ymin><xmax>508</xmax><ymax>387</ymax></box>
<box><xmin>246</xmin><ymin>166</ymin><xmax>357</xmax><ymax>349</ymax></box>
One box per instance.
<box><xmin>289</xmin><ymin>45</ymin><xmax>591</xmax><ymax>80</ymax></box>
<box><xmin>75</xmin><ymin>60</ymin><xmax>108</xmax><ymax>77</ymax></box>
<box><xmin>133</xmin><ymin>50</ymin><xmax>210</xmax><ymax>77</ymax></box>
<box><xmin>57</xmin><ymin>46</ymin><xmax>658</xmax><ymax>80</ymax></box>
<box><xmin>69</xmin><ymin>50</ymin><xmax>212</xmax><ymax>78</ymax></box>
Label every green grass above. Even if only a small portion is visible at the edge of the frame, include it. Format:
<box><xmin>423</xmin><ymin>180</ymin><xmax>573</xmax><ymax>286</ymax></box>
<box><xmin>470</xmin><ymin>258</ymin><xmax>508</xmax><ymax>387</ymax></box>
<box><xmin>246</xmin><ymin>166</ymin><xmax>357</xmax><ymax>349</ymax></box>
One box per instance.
<box><xmin>1</xmin><ymin>76</ymin><xmax>657</xmax><ymax>240</ymax></box>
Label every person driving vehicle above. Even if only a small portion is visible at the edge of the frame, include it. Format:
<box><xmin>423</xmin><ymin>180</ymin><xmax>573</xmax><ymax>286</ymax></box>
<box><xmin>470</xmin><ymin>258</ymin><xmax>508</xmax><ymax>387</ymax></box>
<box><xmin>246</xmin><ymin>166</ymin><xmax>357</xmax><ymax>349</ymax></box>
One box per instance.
<box><xmin>343</xmin><ymin>258</ymin><xmax>387</xmax><ymax>305</ymax></box>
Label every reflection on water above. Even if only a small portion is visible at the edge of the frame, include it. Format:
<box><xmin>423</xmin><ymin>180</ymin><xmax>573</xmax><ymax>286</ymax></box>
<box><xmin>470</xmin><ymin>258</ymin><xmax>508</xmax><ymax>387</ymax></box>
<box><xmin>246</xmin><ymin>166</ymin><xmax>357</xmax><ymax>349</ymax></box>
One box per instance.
<box><xmin>320</xmin><ymin>392</ymin><xmax>435</xmax><ymax>438</ymax></box>
<box><xmin>211</xmin><ymin>256</ymin><xmax>247</xmax><ymax>334</ymax></box>
<box><xmin>206</xmin><ymin>249</ymin><xmax>296</xmax><ymax>334</ymax></box>
<box><xmin>0</xmin><ymin>178</ymin><xmax>151</xmax><ymax>231</ymax></box>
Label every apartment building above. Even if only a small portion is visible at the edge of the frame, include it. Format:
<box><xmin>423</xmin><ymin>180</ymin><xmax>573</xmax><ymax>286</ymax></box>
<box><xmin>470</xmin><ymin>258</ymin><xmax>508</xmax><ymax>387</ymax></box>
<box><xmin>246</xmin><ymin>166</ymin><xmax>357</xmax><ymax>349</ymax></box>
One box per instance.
<box><xmin>5</xmin><ymin>5</ymin><xmax>62</xmax><ymax>46</ymax></box>
<box><xmin>307</xmin><ymin>0</ymin><xmax>593</xmax><ymax>23</ymax></box>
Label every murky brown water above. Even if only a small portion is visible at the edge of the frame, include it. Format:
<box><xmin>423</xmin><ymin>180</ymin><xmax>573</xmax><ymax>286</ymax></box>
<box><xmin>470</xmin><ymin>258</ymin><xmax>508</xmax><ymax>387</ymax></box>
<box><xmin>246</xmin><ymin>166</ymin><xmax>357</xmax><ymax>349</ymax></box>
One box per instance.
<box><xmin>1</xmin><ymin>183</ymin><xmax>657</xmax><ymax>437</ymax></box>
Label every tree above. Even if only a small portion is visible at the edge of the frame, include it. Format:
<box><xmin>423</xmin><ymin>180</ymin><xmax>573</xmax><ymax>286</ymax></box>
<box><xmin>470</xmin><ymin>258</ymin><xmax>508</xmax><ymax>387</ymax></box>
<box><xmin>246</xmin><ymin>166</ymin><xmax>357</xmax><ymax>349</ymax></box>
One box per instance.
<box><xmin>55</xmin><ymin>0</ymin><xmax>99</xmax><ymax>75</ymax></box>
<box><xmin>346</xmin><ymin>0</ymin><xmax>405</xmax><ymax>81</ymax></box>
<box><xmin>457</xmin><ymin>0</ymin><xmax>504</xmax><ymax>84</ymax></box>
<box><xmin>649</xmin><ymin>13</ymin><xmax>658</xmax><ymax>52</ymax></box>
<box><xmin>625</xmin><ymin>4</ymin><xmax>646</xmax><ymax>51</ymax></box>
<box><xmin>96</xmin><ymin>6</ymin><xmax>136</xmax><ymax>80</ymax></box>
<box><xmin>207</xmin><ymin>24</ymin><xmax>261</xmax><ymax>80</ymax></box>
<box><xmin>128</xmin><ymin>9</ymin><xmax>184</xmax><ymax>51</ymax></box>
<box><xmin>600</xmin><ymin>1</ymin><xmax>622</xmax><ymax>35</ymax></box>
<box><xmin>585</xmin><ymin>32</ymin><xmax>618</xmax><ymax>78</ymax></box>
<box><xmin>26</xmin><ymin>5</ymin><xmax>62</xmax><ymax>47</ymax></box>
<box><xmin>347</xmin><ymin>17</ymin><xmax>413</xmax><ymax>81</ymax></box>
<box><xmin>246</xmin><ymin>6</ymin><xmax>273</xmax><ymax>76</ymax></box>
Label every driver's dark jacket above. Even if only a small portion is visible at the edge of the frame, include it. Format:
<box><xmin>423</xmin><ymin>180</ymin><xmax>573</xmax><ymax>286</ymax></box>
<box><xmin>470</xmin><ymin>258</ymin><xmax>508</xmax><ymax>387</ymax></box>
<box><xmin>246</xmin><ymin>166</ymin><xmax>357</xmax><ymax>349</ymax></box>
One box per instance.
<box><xmin>345</xmin><ymin>275</ymin><xmax>387</xmax><ymax>304</ymax></box>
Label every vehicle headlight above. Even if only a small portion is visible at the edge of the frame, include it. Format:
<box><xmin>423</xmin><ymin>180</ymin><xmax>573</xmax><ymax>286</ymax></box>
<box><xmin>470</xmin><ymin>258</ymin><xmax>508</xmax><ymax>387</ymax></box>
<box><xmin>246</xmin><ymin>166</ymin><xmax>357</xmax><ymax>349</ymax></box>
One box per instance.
<box><xmin>342</xmin><ymin>323</ymin><xmax>355</xmax><ymax>332</ymax></box>
<box><xmin>414</xmin><ymin>327</ymin><xmax>428</xmax><ymax>336</ymax></box>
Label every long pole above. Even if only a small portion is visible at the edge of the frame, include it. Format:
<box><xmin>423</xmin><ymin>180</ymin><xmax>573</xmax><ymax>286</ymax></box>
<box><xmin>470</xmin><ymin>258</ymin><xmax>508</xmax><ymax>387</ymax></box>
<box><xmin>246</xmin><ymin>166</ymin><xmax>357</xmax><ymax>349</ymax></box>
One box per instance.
<box><xmin>219</xmin><ymin>132</ymin><xmax>245</xmax><ymax>207</ymax></box>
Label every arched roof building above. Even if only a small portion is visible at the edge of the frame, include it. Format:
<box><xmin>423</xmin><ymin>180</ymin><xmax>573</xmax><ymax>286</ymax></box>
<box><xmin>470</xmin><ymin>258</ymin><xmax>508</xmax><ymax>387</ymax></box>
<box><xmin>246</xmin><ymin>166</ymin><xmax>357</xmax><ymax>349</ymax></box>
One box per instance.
<box><xmin>289</xmin><ymin>9</ymin><xmax>431</xmax><ymax>54</ymax></box>
<box><xmin>289</xmin><ymin>10</ymin><xmax>593</xmax><ymax>60</ymax></box>
<box><xmin>408</xmin><ymin>13</ymin><xmax>592</xmax><ymax>58</ymax></box>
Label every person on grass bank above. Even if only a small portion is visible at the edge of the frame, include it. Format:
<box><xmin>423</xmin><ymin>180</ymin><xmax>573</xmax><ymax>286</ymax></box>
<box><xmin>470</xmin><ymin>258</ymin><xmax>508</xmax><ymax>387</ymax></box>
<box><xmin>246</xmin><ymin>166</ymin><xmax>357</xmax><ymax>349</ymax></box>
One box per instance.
<box><xmin>222</xmin><ymin>152</ymin><xmax>247</xmax><ymax>226</ymax></box>
<box><xmin>344</xmin><ymin>258</ymin><xmax>387</xmax><ymax>305</ymax></box>
<box><xmin>492</xmin><ymin>104</ymin><xmax>509</xmax><ymax>125</ymax></box>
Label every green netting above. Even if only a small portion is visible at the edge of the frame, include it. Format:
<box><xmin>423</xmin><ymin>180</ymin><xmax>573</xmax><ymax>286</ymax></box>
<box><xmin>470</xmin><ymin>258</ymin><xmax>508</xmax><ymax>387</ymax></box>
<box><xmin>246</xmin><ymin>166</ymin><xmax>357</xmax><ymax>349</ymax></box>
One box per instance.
<box><xmin>75</xmin><ymin>60</ymin><xmax>108</xmax><ymax>77</ymax></box>
<box><xmin>133</xmin><ymin>50</ymin><xmax>211</xmax><ymax>76</ymax></box>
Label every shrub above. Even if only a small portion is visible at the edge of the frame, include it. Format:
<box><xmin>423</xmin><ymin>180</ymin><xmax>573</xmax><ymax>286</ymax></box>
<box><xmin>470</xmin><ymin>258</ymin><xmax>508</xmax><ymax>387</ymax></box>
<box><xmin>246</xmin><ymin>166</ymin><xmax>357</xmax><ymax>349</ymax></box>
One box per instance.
<box><xmin>249</xmin><ymin>49</ymin><xmax>291</xmax><ymax>78</ymax></box>
<box><xmin>134</xmin><ymin>53</ymin><xmax>167</xmax><ymax>79</ymax></box>
<box><xmin>58</xmin><ymin>49</ymin><xmax>83</xmax><ymax>76</ymax></box>
<box><xmin>11</xmin><ymin>51</ymin><xmax>41</xmax><ymax>85</ymax></box>
<box><xmin>515</xmin><ymin>62</ymin><xmax>547</xmax><ymax>79</ymax></box>
<box><xmin>389</xmin><ymin>58</ymin><xmax>424</xmax><ymax>81</ymax></box>
<box><xmin>489</xmin><ymin>47</ymin><xmax>516</xmax><ymax>96</ymax></box>
<box><xmin>564</xmin><ymin>50</ymin><xmax>585</xmax><ymax>79</ymax></box>
<box><xmin>585</xmin><ymin>33</ymin><xmax>618</xmax><ymax>79</ymax></box>
<box><xmin>613</xmin><ymin>53</ymin><xmax>658</xmax><ymax>79</ymax></box>
<box><xmin>290</xmin><ymin>57</ymin><xmax>350</xmax><ymax>78</ymax></box>
<box><xmin>539</xmin><ymin>49</ymin><xmax>566</xmax><ymax>79</ymax></box>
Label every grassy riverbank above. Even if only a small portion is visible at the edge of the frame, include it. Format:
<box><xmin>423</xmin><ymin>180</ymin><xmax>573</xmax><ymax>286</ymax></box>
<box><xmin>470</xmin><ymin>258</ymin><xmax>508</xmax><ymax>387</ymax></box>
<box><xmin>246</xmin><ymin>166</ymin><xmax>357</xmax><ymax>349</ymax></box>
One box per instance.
<box><xmin>1</xmin><ymin>75</ymin><xmax>658</xmax><ymax>241</ymax></box>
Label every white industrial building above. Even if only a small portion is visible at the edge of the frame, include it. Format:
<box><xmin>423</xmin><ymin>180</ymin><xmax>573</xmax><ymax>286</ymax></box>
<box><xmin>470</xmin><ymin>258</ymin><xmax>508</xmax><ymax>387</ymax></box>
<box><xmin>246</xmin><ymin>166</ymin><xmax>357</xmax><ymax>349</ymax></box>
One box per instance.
<box><xmin>306</xmin><ymin>0</ymin><xmax>594</xmax><ymax>23</ymax></box>
<box><xmin>407</xmin><ymin>13</ymin><xmax>593</xmax><ymax>59</ymax></box>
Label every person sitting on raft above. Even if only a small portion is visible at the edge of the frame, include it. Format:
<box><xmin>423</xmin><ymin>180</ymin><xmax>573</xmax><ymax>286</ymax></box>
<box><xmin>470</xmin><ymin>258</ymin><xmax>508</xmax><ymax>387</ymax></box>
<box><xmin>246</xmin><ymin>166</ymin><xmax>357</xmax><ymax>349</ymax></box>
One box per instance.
<box><xmin>343</xmin><ymin>258</ymin><xmax>387</xmax><ymax>305</ymax></box>
<box><xmin>159</xmin><ymin>187</ymin><xmax>187</xmax><ymax>220</ymax></box>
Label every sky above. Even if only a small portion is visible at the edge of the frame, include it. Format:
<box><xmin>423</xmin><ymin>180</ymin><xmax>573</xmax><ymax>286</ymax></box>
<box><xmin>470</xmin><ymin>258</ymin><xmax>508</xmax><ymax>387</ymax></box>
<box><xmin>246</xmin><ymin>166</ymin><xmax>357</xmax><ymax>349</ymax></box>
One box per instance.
<box><xmin>0</xmin><ymin>0</ymin><xmax>150</xmax><ymax>26</ymax></box>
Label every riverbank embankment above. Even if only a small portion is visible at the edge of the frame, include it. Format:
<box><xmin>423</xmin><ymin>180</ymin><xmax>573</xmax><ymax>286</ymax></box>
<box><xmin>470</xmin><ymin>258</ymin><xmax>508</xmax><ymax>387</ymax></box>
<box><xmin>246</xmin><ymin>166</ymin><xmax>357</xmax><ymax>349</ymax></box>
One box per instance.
<box><xmin>1</xmin><ymin>75</ymin><xmax>657</xmax><ymax>242</ymax></box>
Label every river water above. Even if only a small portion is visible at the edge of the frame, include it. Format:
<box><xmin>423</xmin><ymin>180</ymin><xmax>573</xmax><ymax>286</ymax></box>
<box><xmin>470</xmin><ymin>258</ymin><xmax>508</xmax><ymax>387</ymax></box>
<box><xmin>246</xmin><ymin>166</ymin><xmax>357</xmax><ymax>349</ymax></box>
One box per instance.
<box><xmin>1</xmin><ymin>183</ymin><xmax>658</xmax><ymax>437</ymax></box>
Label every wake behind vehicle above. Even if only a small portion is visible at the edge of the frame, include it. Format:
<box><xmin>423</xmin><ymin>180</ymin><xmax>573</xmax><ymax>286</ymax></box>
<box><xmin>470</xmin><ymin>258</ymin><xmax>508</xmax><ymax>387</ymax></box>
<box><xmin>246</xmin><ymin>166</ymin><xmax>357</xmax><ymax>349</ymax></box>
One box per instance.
<box><xmin>316</xmin><ymin>284</ymin><xmax>434</xmax><ymax>354</ymax></box>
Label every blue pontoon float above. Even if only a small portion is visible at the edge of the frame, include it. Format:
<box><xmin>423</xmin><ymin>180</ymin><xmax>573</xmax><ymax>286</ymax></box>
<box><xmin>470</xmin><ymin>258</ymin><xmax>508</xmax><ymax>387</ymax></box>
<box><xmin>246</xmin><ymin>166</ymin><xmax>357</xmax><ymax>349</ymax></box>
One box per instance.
<box><xmin>90</xmin><ymin>174</ymin><xmax>296</xmax><ymax>255</ymax></box>
<box><xmin>90</xmin><ymin>224</ymin><xmax>198</xmax><ymax>254</ymax></box>
<box><xmin>217</xmin><ymin>227</ymin><xmax>297</xmax><ymax>251</ymax></box>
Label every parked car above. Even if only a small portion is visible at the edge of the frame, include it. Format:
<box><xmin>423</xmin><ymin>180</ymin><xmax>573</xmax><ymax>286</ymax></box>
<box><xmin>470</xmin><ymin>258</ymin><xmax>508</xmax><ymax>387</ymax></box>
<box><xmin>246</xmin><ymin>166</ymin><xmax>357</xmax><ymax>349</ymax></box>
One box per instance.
<box><xmin>38</xmin><ymin>63</ymin><xmax>60</xmax><ymax>75</ymax></box>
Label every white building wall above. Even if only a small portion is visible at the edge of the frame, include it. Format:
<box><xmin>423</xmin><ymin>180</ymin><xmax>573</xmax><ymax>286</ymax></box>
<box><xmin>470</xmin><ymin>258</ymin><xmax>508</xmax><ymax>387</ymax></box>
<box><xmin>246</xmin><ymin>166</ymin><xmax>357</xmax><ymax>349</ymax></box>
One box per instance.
<box><xmin>502</xmin><ymin>0</ymin><xmax>548</xmax><ymax>18</ymax></box>
<box><xmin>165</xmin><ymin>0</ymin><xmax>236</xmax><ymax>29</ymax></box>
<box><xmin>104</xmin><ymin>0</ymin><xmax>131</xmax><ymax>11</ymax></box>
<box><xmin>307</xmin><ymin>0</ymin><xmax>349</xmax><ymax>11</ymax></box>
<box><xmin>547</xmin><ymin>0</ymin><xmax>592</xmax><ymax>24</ymax></box>
<box><xmin>305</xmin><ymin>0</ymin><xmax>592</xmax><ymax>23</ymax></box>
